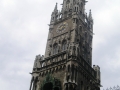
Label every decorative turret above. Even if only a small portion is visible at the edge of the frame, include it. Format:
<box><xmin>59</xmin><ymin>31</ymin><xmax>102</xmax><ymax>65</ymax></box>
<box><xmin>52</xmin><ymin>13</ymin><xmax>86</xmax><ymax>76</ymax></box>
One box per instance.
<box><xmin>50</xmin><ymin>3</ymin><xmax>58</xmax><ymax>23</ymax></box>
<box><xmin>62</xmin><ymin>0</ymin><xmax>72</xmax><ymax>12</ymax></box>
<box><xmin>54</xmin><ymin>3</ymin><xmax>58</xmax><ymax>14</ymax></box>
<box><xmin>50</xmin><ymin>0</ymin><xmax>89</xmax><ymax>24</ymax></box>
<box><xmin>93</xmin><ymin>65</ymin><xmax>101</xmax><ymax>84</ymax></box>
<box><xmin>33</xmin><ymin>55</ymin><xmax>44</xmax><ymax>71</ymax></box>
<box><xmin>88</xmin><ymin>10</ymin><xmax>93</xmax><ymax>30</ymax></box>
<box><xmin>88</xmin><ymin>9</ymin><xmax>93</xmax><ymax>22</ymax></box>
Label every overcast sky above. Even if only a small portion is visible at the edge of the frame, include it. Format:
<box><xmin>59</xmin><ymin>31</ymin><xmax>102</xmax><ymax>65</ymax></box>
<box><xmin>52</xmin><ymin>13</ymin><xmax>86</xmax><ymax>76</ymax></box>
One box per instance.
<box><xmin>0</xmin><ymin>0</ymin><xmax>120</xmax><ymax>90</ymax></box>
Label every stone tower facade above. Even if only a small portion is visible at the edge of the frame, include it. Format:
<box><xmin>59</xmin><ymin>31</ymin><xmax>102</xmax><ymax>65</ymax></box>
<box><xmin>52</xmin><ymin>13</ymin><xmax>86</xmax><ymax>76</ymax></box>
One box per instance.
<box><xmin>29</xmin><ymin>0</ymin><xmax>101</xmax><ymax>90</ymax></box>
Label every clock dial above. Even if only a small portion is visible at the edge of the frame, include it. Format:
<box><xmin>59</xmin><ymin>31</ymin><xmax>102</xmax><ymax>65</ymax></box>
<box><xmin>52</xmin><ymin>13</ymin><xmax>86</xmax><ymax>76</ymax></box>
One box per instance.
<box><xmin>56</xmin><ymin>22</ymin><xmax>68</xmax><ymax>33</ymax></box>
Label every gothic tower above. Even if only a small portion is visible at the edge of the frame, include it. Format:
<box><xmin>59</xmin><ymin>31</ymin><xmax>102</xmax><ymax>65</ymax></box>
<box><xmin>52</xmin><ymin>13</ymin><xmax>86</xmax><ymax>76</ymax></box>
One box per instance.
<box><xmin>29</xmin><ymin>0</ymin><xmax>101</xmax><ymax>90</ymax></box>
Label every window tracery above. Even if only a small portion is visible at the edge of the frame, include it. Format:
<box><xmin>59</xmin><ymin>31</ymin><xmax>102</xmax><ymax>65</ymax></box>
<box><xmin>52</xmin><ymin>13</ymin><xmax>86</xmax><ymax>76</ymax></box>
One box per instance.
<box><xmin>62</xmin><ymin>40</ymin><xmax>67</xmax><ymax>51</ymax></box>
<box><xmin>53</xmin><ymin>43</ymin><xmax>58</xmax><ymax>54</ymax></box>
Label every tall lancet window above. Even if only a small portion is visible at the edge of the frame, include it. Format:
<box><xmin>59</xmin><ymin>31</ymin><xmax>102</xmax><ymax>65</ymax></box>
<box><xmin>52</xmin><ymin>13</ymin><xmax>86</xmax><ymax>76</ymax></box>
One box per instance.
<box><xmin>62</xmin><ymin>40</ymin><xmax>67</xmax><ymax>51</ymax></box>
<box><xmin>53</xmin><ymin>43</ymin><xmax>58</xmax><ymax>54</ymax></box>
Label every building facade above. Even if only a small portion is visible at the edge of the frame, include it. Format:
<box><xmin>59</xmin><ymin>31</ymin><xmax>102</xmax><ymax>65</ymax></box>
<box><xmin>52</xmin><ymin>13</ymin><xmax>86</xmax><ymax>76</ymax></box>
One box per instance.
<box><xmin>29</xmin><ymin>0</ymin><xmax>101</xmax><ymax>90</ymax></box>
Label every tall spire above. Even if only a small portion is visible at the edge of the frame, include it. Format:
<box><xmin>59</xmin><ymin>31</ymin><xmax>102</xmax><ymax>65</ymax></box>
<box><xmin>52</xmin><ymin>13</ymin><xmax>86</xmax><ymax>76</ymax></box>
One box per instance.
<box><xmin>88</xmin><ymin>9</ymin><xmax>93</xmax><ymax>21</ymax></box>
<box><xmin>54</xmin><ymin>3</ymin><xmax>58</xmax><ymax>12</ymax></box>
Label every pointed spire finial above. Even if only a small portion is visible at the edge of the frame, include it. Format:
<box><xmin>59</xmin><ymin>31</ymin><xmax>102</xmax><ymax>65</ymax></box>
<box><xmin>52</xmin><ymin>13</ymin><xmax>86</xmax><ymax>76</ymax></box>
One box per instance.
<box><xmin>88</xmin><ymin>9</ymin><xmax>93</xmax><ymax>21</ymax></box>
<box><xmin>54</xmin><ymin>3</ymin><xmax>58</xmax><ymax>12</ymax></box>
<box><xmin>89</xmin><ymin>9</ymin><xmax>92</xmax><ymax>15</ymax></box>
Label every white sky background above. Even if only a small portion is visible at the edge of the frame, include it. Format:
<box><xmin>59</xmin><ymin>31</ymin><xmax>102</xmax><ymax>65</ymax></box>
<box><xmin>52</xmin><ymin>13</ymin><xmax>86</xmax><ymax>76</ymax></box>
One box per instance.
<box><xmin>0</xmin><ymin>0</ymin><xmax>120</xmax><ymax>90</ymax></box>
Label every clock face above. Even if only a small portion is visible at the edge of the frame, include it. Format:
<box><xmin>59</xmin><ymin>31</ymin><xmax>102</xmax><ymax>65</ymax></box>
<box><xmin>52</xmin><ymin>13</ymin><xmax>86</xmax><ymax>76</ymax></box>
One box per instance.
<box><xmin>56</xmin><ymin>22</ymin><xmax>68</xmax><ymax>33</ymax></box>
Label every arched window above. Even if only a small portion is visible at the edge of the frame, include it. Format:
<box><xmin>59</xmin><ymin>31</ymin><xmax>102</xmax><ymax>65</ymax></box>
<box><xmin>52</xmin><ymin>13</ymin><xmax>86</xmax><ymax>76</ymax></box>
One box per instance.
<box><xmin>53</xmin><ymin>17</ymin><xmax>54</xmax><ymax>21</ymax></box>
<box><xmin>77</xmin><ymin>7</ymin><xmax>78</xmax><ymax>12</ymax></box>
<box><xmin>43</xmin><ymin>83</ymin><xmax>53</xmax><ymax>90</ymax></box>
<box><xmin>62</xmin><ymin>40</ymin><xmax>67</xmax><ymax>51</ymax></box>
<box><xmin>59</xmin><ymin>14</ymin><xmax>62</xmax><ymax>18</ymax></box>
<box><xmin>75</xmin><ymin>7</ymin><xmax>76</xmax><ymax>11</ymax></box>
<box><xmin>42</xmin><ymin>62</ymin><xmax>45</xmax><ymax>67</ymax></box>
<box><xmin>67</xmin><ymin>65</ymin><xmax>70</xmax><ymax>72</ymax></box>
<box><xmin>79</xmin><ymin>26</ymin><xmax>82</xmax><ymax>33</ymax></box>
<box><xmin>67</xmin><ymin>65</ymin><xmax>70</xmax><ymax>81</ymax></box>
<box><xmin>53</xmin><ymin>43</ymin><xmax>58</xmax><ymax>54</ymax></box>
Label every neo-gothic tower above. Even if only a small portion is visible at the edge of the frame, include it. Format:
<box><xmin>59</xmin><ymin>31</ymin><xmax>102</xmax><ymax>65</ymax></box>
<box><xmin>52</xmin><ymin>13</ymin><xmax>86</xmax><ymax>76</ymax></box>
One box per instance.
<box><xmin>29</xmin><ymin>0</ymin><xmax>101</xmax><ymax>90</ymax></box>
